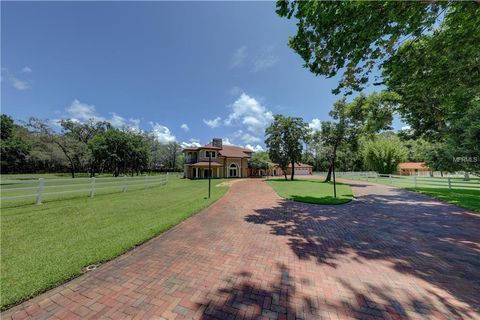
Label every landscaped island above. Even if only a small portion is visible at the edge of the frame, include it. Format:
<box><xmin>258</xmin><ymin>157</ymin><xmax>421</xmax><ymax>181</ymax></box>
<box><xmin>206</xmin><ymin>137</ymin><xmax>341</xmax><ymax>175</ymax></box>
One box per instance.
<box><xmin>267</xmin><ymin>178</ymin><xmax>353</xmax><ymax>205</ymax></box>
<box><xmin>0</xmin><ymin>176</ymin><xmax>229</xmax><ymax>309</ymax></box>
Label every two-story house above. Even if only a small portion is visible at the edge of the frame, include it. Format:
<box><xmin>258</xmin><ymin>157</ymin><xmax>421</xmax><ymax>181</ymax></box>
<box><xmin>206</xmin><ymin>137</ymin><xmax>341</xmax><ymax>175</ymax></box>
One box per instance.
<box><xmin>183</xmin><ymin>138</ymin><xmax>253</xmax><ymax>179</ymax></box>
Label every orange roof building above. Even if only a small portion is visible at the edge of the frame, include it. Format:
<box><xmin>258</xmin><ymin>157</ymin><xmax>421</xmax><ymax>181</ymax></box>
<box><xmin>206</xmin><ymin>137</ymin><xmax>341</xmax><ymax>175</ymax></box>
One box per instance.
<box><xmin>183</xmin><ymin>138</ymin><xmax>253</xmax><ymax>179</ymax></box>
<box><xmin>397</xmin><ymin>162</ymin><xmax>429</xmax><ymax>175</ymax></box>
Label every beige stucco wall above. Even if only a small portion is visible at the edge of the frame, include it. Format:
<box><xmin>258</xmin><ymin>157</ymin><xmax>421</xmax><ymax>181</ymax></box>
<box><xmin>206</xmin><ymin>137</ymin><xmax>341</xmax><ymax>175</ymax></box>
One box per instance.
<box><xmin>184</xmin><ymin>155</ymin><xmax>250</xmax><ymax>179</ymax></box>
<box><xmin>223</xmin><ymin>158</ymin><xmax>249</xmax><ymax>178</ymax></box>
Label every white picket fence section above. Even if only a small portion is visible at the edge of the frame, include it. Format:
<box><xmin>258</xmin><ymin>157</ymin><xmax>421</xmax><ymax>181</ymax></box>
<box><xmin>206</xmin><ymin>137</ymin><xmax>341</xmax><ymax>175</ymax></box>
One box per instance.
<box><xmin>1</xmin><ymin>174</ymin><xmax>169</xmax><ymax>205</ymax></box>
<box><xmin>314</xmin><ymin>171</ymin><xmax>480</xmax><ymax>191</ymax></box>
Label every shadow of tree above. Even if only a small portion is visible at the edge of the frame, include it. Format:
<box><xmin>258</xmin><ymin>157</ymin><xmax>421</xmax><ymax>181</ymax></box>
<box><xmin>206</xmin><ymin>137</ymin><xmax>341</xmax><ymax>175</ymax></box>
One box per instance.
<box><xmin>243</xmin><ymin>188</ymin><xmax>480</xmax><ymax>318</ymax></box>
<box><xmin>198</xmin><ymin>263</ymin><xmax>310</xmax><ymax>320</ymax></box>
<box><xmin>197</xmin><ymin>263</ymin><xmax>476</xmax><ymax>319</ymax></box>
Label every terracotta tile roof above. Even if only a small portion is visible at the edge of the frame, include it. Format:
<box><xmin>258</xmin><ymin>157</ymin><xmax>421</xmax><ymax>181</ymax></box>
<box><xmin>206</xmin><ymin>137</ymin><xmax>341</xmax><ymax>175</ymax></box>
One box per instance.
<box><xmin>197</xmin><ymin>144</ymin><xmax>223</xmax><ymax>150</ymax></box>
<box><xmin>186</xmin><ymin>161</ymin><xmax>223</xmax><ymax>167</ymax></box>
<box><xmin>218</xmin><ymin>145</ymin><xmax>253</xmax><ymax>158</ymax></box>
<box><xmin>269</xmin><ymin>162</ymin><xmax>313</xmax><ymax>168</ymax></box>
<box><xmin>288</xmin><ymin>162</ymin><xmax>313</xmax><ymax>168</ymax></box>
<box><xmin>398</xmin><ymin>162</ymin><xmax>428</xmax><ymax>170</ymax></box>
<box><xmin>183</xmin><ymin>143</ymin><xmax>253</xmax><ymax>158</ymax></box>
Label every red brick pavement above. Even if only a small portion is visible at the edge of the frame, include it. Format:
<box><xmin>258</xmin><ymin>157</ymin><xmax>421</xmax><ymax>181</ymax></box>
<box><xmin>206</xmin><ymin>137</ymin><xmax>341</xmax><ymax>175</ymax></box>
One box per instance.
<box><xmin>3</xmin><ymin>179</ymin><xmax>480</xmax><ymax>319</ymax></box>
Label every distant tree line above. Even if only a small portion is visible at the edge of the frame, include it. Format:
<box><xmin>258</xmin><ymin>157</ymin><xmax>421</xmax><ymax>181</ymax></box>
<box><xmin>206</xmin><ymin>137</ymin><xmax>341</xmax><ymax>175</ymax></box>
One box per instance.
<box><xmin>265</xmin><ymin>90</ymin><xmax>479</xmax><ymax>180</ymax></box>
<box><xmin>0</xmin><ymin>115</ymin><xmax>184</xmax><ymax>177</ymax></box>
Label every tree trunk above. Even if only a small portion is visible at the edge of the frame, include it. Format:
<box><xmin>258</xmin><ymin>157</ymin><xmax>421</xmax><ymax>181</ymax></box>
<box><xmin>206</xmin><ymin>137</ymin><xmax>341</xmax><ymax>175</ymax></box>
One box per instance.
<box><xmin>290</xmin><ymin>160</ymin><xmax>295</xmax><ymax>180</ymax></box>
<box><xmin>54</xmin><ymin>141</ymin><xmax>76</xmax><ymax>178</ymax></box>
<box><xmin>324</xmin><ymin>144</ymin><xmax>337</xmax><ymax>182</ymax></box>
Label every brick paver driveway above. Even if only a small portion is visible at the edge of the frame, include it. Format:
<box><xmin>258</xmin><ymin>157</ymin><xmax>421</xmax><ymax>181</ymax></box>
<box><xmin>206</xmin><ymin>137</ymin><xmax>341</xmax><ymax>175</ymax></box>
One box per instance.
<box><xmin>4</xmin><ymin>179</ymin><xmax>480</xmax><ymax>320</ymax></box>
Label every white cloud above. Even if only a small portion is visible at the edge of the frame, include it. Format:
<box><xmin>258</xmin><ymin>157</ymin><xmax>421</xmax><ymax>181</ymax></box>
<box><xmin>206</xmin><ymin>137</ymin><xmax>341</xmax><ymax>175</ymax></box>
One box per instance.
<box><xmin>107</xmin><ymin>113</ymin><xmax>141</xmax><ymax>131</ymax></box>
<box><xmin>66</xmin><ymin>99</ymin><xmax>100</xmax><ymax>122</ymax></box>
<box><xmin>225</xmin><ymin>93</ymin><xmax>273</xmax><ymax>135</ymax></box>
<box><xmin>180</xmin><ymin>123</ymin><xmax>190</xmax><ymax>132</ymax></box>
<box><xmin>129</xmin><ymin>118</ymin><xmax>141</xmax><ymax>131</ymax></box>
<box><xmin>1</xmin><ymin>68</ymin><xmax>31</xmax><ymax>91</ymax></box>
<box><xmin>181</xmin><ymin>138</ymin><xmax>201</xmax><ymax>148</ymax></box>
<box><xmin>222</xmin><ymin>138</ymin><xmax>233</xmax><ymax>145</ymax></box>
<box><xmin>21</xmin><ymin>66</ymin><xmax>32</xmax><ymax>73</ymax></box>
<box><xmin>240</xmin><ymin>132</ymin><xmax>262</xmax><ymax>144</ymax></box>
<box><xmin>401</xmin><ymin>125</ymin><xmax>412</xmax><ymax>131</ymax></box>
<box><xmin>309</xmin><ymin>118</ymin><xmax>322</xmax><ymax>131</ymax></box>
<box><xmin>64</xmin><ymin>99</ymin><xmax>140</xmax><ymax>130</ymax></box>
<box><xmin>150</xmin><ymin>122</ymin><xmax>176</xmax><ymax>144</ymax></box>
<box><xmin>252</xmin><ymin>46</ymin><xmax>279</xmax><ymax>72</ymax></box>
<box><xmin>203</xmin><ymin>117</ymin><xmax>222</xmax><ymax>128</ymax></box>
<box><xmin>109</xmin><ymin>113</ymin><xmax>127</xmax><ymax>128</ymax></box>
<box><xmin>11</xmin><ymin>77</ymin><xmax>30</xmax><ymax>90</ymax></box>
<box><xmin>230</xmin><ymin>46</ymin><xmax>247</xmax><ymax>69</ymax></box>
<box><xmin>245</xmin><ymin>144</ymin><xmax>264</xmax><ymax>152</ymax></box>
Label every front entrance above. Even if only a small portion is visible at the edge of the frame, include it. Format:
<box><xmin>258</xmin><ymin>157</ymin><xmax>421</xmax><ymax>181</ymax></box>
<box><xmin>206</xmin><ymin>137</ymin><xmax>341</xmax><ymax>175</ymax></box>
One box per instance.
<box><xmin>229</xmin><ymin>163</ymin><xmax>238</xmax><ymax>178</ymax></box>
<box><xmin>203</xmin><ymin>169</ymin><xmax>212</xmax><ymax>178</ymax></box>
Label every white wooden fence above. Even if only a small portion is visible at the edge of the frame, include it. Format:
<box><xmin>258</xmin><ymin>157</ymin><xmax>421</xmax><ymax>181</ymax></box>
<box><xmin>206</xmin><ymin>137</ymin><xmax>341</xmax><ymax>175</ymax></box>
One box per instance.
<box><xmin>1</xmin><ymin>174</ymin><xmax>169</xmax><ymax>205</ymax></box>
<box><xmin>314</xmin><ymin>171</ymin><xmax>480</xmax><ymax>191</ymax></box>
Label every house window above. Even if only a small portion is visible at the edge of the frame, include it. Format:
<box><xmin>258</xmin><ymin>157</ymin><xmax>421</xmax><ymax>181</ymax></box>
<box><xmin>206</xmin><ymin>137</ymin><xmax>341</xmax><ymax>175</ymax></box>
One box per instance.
<box><xmin>205</xmin><ymin>151</ymin><xmax>216</xmax><ymax>158</ymax></box>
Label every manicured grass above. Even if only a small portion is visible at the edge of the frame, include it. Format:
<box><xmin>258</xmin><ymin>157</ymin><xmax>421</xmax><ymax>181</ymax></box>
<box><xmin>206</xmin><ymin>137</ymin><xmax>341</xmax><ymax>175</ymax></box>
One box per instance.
<box><xmin>332</xmin><ymin>173</ymin><xmax>480</xmax><ymax>212</ymax></box>
<box><xmin>407</xmin><ymin>187</ymin><xmax>480</xmax><ymax>213</ymax></box>
<box><xmin>0</xmin><ymin>177</ymin><xmax>228</xmax><ymax>309</ymax></box>
<box><xmin>267</xmin><ymin>178</ymin><xmax>353</xmax><ymax>205</ymax></box>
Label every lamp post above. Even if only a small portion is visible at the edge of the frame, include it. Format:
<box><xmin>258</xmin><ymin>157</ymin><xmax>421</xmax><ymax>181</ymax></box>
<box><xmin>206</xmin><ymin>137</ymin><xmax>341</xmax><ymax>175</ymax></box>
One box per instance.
<box><xmin>332</xmin><ymin>154</ymin><xmax>337</xmax><ymax>198</ymax></box>
<box><xmin>208</xmin><ymin>153</ymin><xmax>212</xmax><ymax>199</ymax></box>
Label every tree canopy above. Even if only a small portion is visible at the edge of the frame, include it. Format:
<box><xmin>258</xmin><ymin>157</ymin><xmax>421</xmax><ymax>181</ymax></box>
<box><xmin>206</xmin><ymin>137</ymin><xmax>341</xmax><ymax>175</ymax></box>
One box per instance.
<box><xmin>0</xmin><ymin>115</ymin><xmax>31</xmax><ymax>173</ymax></box>
<box><xmin>277</xmin><ymin>1</ymin><xmax>479</xmax><ymax>175</ymax></box>
<box><xmin>276</xmin><ymin>1</ymin><xmax>453</xmax><ymax>94</ymax></box>
<box><xmin>320</xmin><ymin>92</ymin><xmax>398</xmax><ymax>181</ymax></box>
<box><xmin>265</xmin><ymin>115</ymin><xmax>309</xmax><ymax>180</ymax></box>
<box><xmin>1</xmin><ymin>114</ymin><xmax>184</xmax><ymax>176</ymax></box>
<box><xmin>362</xmin><ymin>134</ymin><xmax>407</xmax><ymax>174</ymax></box>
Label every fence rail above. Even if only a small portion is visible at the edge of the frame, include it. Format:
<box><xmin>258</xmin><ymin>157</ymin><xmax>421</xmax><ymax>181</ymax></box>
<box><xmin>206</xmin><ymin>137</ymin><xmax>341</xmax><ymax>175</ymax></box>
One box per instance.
<box><xmin>314</xmin><ymin>171</ymin><xmax>480</xmax><ymax>191</ymax></box>
<box><xmin>1</xmin><ymin>174</ymin><xmax>169</xmax><ymax>205</ymax></box>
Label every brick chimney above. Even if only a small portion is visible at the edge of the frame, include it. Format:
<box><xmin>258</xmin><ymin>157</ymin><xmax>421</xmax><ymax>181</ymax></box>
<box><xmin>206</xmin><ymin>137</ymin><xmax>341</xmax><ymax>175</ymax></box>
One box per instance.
<box><xmin>212</xmin><ymin>138</ymin><xmax>222</xmax><ymax>148</ymax></box>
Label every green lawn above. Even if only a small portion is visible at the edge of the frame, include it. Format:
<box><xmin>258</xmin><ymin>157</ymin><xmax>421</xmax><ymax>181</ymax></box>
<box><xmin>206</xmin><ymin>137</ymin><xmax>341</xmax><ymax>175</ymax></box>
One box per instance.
<box><xmin>407</xmin><ymin>187</ymin><xmax>480</xmax><ymax>213</ymax></box>
<box><xmin>0</xmin><ymin>177</ymin><xmax>228</xmax><ymax>309</ymax></box>
<box><xmin>267</xmin><ymin>178</ymin><xmax>353</xmax><ymax>205</ymax></box>
<box><xmin>332</xmin><ymin>174</ymin><xmax>480</xmax><ymax>212</ymax></box>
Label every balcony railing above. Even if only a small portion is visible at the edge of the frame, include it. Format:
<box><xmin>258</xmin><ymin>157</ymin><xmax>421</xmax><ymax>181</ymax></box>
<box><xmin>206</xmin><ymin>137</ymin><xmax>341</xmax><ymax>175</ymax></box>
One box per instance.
<box><xmin>185</xmin><ymin>158</ymin><xmax>198</xmax><ymax>164</ymax></box>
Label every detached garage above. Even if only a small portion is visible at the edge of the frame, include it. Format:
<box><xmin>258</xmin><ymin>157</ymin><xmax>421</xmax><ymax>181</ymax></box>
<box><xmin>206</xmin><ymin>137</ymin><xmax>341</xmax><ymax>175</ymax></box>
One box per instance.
<box><xmin>286</xmin><ymin>163</ymin><xmax>313</xmax><ymax>176</ymax></box>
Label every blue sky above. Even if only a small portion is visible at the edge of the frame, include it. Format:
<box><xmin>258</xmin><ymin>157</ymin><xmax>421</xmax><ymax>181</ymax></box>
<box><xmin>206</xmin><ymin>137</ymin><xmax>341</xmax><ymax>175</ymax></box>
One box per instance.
<box><xmin>1</xmin><ymin>1</ymin><xmax>403</xmax><ymax>150</ymax></box>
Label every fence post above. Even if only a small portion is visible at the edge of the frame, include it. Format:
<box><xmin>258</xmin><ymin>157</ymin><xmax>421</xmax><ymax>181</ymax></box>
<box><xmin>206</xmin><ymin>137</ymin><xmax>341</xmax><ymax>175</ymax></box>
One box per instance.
<box><xmin>123</xmin><ymin>176</ymin><xmax>128</xmax><ymax>192</ymax></box>
<box><xmin>35</xmin><ymin>178</ymin><xmax>44</xmax><ymax>205</ymax></box>
<box><xmin>448</xmin><ymin>177</ymin><xmax>452</xmax><ymax>190</ymax></box>
<box><xmin>413</xmin><ymin>175</ymin><xmax>417</xmax><ymax>189</ymax></box>
<box><xmin>90</xmin><ymin>177</ymin><xmax>96</xmax><ymax>198</ymax></box>
<box><xmin>389</xmin><ymin>174</ymin><xmax>392</xmax><ymax>185</ymax></box>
